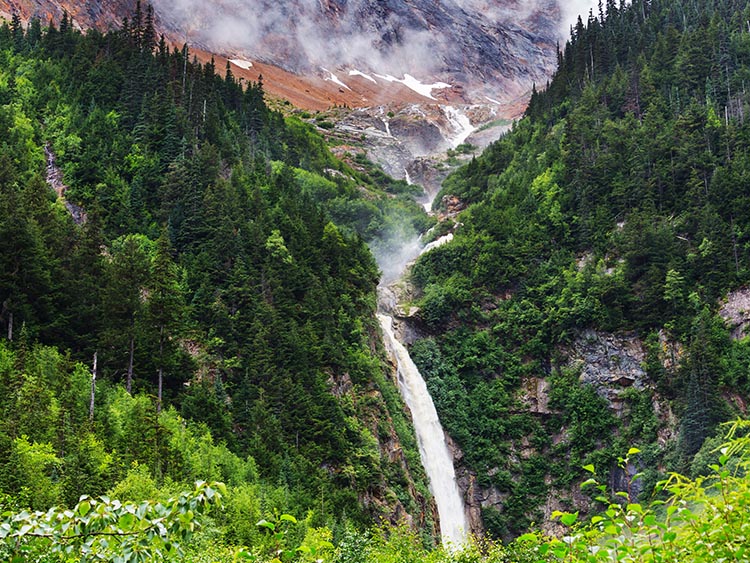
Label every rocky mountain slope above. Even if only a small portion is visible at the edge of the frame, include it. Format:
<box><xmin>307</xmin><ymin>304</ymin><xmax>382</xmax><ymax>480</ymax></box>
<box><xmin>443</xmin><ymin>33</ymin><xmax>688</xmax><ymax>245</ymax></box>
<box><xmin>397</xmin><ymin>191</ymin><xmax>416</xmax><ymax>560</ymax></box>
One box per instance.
<box><xmin>1</xmin><ymin>0</ymin><xmax>568</xmax><ymax>109</ymax></box>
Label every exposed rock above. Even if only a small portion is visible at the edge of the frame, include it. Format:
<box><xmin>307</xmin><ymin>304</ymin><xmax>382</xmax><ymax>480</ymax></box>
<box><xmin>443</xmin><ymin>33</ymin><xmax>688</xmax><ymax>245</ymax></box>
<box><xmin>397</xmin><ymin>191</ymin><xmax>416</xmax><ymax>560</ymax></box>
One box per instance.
<box><xmin>719</xmin><ymin>287</ymin><xmax>750</xmax><ymax>340</ymax></box>
<box><xmin>45</xmin><ymin>143</ymin><xmax>87</xmax><ymax>225</ymax></box>
<box><xmin>539</xmin><ymin>485</ymin><xmax>592</xmax><ymax>537</ymax></box>
<box><xmin>147</xmin><ymin>0</ymin><xmax>562</xmax><ymax>105</ymax></box>
<box><xmin>327</xmin><ymin>371</ymin><xmax>353</xmax><ymax>398</ymax></box>
<box><xmin>564</xmin><ymin>329</ymin><xmax>650</xmax><ymax>413</ymax></box>
<box><xmin>653</xmin><ymin>394</ymin><xmax>679</xmax><ymax>446</ymax></box>
<box><xmin>657</xmin><ymin>329</ymin><xmax>684</xmax><ymax>372</ymax></box>
<box><xmin>519</xmin><ymin>377</ymin><xmax>552</xmax><ymax>415</ymax></box>
<box><xmin>439</xmin><ymin>195</ymin><xmax>467</xmax><ymax>219</ymax></box>
<box><xmin>406</xmin><ymin>157</ymin><xmax>451</xmax><ymax>200</ymax></box>
<box><xmin>331</xmin><ymin>102</ymin><xmax>503</xmax><ymax>204</ymax></box>
<box><xmin>446</xmin><ymin>433</ymin><xmax>486</xmax><ymax>537</ymax></box>
<box><xmin>390</xmin><ymin>111</ymin><xmax>448</xmax><ymax>156</ymax></box>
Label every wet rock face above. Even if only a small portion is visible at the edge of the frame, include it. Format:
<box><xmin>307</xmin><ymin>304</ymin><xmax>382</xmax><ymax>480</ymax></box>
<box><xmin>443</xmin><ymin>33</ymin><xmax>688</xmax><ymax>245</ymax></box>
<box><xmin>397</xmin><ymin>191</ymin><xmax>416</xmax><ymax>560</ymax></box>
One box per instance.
<box><xmin>719</xmin><ymin>287</ymin><xmax>750</xmax><ymax>340</ymax></box>
<box><xmin>564</xmin><ymin>329</ymin><xmax>650</xmax><ymax>412</ymax></box>
<box><xmin>389</xmin><ymin>114</ymin><xmax>447</xmax><ymax>157</ymax></box>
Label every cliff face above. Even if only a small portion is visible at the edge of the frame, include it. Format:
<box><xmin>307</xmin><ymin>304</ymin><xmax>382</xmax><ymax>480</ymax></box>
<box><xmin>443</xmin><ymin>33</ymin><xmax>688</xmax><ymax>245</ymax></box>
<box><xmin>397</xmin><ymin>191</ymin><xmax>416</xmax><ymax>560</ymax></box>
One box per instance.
<box><xmin>1</xmin><ymin>0</ymin><xmax>564</xmax><ymax>107</ymax></box>
<box><xmin>152</xmin><ymin>0</ymin><xmax>562</xmax><ymax>104</ymax></box>
<box><xmin>0</xmin><ymin>0</ymin><xmax>130</xmax><ymax>31</ymax></box>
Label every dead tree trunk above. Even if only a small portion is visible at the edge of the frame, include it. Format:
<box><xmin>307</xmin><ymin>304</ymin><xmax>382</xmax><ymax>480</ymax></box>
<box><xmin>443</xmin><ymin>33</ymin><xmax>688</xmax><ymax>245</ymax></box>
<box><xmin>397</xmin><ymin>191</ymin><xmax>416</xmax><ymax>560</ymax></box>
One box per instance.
<box><xmin>89</xmin><ymin>352</ymin><xmax>97</xmax><ymax>422</ymax></box>
<box><xmin>157</xmin><ymin>325</ymin><xmax>164</xmax><ymax>414</ymax></box>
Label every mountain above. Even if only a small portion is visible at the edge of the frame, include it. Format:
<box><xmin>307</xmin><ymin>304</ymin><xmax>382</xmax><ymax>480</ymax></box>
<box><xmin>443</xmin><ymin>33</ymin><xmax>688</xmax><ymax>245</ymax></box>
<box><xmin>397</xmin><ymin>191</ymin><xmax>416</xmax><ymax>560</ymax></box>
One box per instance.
<box><xmin>0</xmin><ymin>0</ymin><xmax>568</xmax><ymax>109</ymax></box>
<box><xmin>0</xmin><ymin>11</ymin><xmax>448</xmax><ymax>544</ymax></box>
<box><xmin>155</xmin><ymin>0</ymin><xmax>561</xmax><ymax>104</ymax></box>
<box><xmin>3</xmin><ymin>0</ymin><xmax>750</xmax><ymax>561</ymax></box>
<box><xmin>405</xmin><ymin>0</ymin><xmax>750</xmax><ymax>539</ymax></box>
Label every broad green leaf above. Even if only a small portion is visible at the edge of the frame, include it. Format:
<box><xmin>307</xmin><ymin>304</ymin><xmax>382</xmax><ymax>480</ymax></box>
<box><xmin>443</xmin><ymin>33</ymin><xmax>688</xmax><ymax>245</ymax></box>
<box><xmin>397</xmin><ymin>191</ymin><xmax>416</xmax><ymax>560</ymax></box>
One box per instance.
<box><xmin>78</xmin><ymin>500</ymin><xmax>91</xmax><ymax>517</ymax></box>
<box><xmin>560</xmin><ymin>512</ymin><xmax>578</xmax><ymax>527</ymax></box>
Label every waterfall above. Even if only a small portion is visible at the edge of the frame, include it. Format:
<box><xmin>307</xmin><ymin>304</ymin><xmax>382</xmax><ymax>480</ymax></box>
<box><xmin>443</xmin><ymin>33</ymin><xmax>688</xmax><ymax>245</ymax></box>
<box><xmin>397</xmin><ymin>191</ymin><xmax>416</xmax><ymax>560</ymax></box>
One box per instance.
<box><xmin>378</xmin><ymin>314</ymin><xmax>468</xmax><ymax>547</ymax></box>
<box><xmin>443</xmin><ymin>106</ymin><xmax>476</xmax><ymax>148</ymax></box>
<box><xmin>371</xmin><ymin>112</ymin><xmax>468</xmax><ymax>547</ymax></box>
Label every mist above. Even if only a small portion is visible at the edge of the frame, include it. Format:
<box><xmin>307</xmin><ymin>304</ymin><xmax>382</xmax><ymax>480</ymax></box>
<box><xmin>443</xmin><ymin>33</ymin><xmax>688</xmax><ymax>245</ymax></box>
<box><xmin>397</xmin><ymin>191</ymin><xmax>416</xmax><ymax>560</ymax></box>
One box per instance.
<box><xmin>560</xmin><ymin>0</ymin><xmax>599</xmax><ymax>32</ymax></box>
<box><xmin>152</xmin><ymin>0</ymin><xmax>576</xmax><ymax>83</ymax></box>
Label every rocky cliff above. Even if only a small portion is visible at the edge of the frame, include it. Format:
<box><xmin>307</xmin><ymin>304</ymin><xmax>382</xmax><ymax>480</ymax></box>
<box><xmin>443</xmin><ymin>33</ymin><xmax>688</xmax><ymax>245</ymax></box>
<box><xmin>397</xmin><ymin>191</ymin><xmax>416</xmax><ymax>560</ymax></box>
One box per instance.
<box><xmin>1</xmin><ymin>0</ymin><xmax>566</xmax><ymax>108</ymax></box>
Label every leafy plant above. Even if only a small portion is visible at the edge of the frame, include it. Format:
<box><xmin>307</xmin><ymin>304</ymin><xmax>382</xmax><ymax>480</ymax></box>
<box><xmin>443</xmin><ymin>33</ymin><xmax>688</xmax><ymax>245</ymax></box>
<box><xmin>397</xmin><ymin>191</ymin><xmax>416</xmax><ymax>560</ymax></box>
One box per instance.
<box><xmin>0</xmin><ymin>481</ymin><xmax>225</xmax><ymax>562</ymax></box>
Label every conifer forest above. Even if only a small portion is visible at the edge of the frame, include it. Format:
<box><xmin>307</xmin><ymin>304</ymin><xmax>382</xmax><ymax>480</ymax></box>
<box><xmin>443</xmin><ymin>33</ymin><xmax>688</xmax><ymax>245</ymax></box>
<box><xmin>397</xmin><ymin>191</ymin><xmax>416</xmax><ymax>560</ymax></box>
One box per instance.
<box><xmin>2</xmin><ymin>1</ymin><xmax>750</xmax><ymax>561</ymax></box>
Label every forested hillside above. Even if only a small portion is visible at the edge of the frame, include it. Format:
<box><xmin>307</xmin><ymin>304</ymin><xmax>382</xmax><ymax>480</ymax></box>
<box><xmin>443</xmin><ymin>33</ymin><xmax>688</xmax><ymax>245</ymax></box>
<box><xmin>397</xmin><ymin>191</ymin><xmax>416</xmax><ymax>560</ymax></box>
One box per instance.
<box><xmin>0</xmin><ymin>3</ymin><xmax>437</xmax><ymax>546</ymax></box>
<box><xmin>5</xmin><ymin>0</ymin><xmax>750</xmax><ymax>561</ymax></box>
<box><xmin>413</xmin><ymin>0</ymin><xmax>750</xmax><ymax>538</ymax></box>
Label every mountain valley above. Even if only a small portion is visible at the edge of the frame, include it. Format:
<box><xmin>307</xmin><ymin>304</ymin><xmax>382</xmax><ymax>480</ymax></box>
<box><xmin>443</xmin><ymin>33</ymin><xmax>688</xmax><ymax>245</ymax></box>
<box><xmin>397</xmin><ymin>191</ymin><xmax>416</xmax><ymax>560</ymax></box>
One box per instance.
<box><xmin>2</xmin><ymin>0</ymin><xmax>750</xmax><ymax>562</ymax></box>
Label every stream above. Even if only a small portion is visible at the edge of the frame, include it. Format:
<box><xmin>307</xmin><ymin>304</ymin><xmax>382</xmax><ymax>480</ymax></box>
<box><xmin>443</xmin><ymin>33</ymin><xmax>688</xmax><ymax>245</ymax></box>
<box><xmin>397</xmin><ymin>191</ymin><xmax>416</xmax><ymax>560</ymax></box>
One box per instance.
<box><xmin>376</xmin><ymin>230</ymin><xmax>468</xmax><ymax>547</ymax></box>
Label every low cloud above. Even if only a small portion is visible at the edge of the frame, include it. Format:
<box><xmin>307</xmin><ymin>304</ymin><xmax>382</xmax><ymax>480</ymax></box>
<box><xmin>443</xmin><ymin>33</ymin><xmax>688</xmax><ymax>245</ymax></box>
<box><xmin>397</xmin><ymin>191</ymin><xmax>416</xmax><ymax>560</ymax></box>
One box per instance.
<box><xmin>560</xmin><ymin>0</ymin><xmax>599</xmax><ymax>31</ymax></box>
<box><xmin>152</xmin><ymin>0</ymin><xmax>577</xmax><ymax>78</ymax></box>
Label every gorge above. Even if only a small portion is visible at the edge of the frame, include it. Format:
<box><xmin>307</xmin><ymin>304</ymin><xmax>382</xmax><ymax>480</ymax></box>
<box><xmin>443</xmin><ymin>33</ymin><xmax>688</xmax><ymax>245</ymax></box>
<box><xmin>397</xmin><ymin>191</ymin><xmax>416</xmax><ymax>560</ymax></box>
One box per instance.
<box><xmin>3</xmin><ymin>1</ymin><xmax>750</xmax><ymax>561</ymax></box>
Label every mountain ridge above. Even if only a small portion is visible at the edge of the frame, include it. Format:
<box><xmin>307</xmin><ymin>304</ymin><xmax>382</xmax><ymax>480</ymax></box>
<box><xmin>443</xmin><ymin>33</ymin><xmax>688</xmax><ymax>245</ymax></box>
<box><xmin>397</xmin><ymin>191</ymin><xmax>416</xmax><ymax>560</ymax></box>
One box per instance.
<box><xmin>0</xmin><ymin>0</ymin><xmax>566</xmax><ymax>109</ymax></box>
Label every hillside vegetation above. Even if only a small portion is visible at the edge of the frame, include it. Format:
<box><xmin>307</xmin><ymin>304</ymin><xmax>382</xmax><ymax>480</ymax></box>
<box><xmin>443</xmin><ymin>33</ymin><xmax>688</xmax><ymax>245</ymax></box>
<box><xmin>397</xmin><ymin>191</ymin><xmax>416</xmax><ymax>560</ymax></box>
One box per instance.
<box><xmin>3</xmin><ymin>0</ymin><xmax>750</xmax><ymax>561</ymax></box>
<box><xmin>411</xmin><ymin>0</ymin><xmax>750</xmax><ymax>538</ymax></box>
<box><xmin>0</xmin><ymin>2</ymin><xmax>437</xmax><ymax>551</ymax></box>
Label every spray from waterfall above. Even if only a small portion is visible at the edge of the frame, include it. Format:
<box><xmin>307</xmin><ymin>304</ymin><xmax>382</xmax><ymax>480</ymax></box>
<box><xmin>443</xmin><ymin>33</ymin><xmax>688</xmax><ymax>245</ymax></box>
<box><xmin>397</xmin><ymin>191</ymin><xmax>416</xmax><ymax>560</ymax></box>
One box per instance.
<box><xmin>378</xmin><ymin>314</ymin><xmax>468</xmax><ymax>547</ymax></box>
<box><xmin>372</xmin><ymin>169</ymin><xmax>467</xmax><ymax>546</ymax></box>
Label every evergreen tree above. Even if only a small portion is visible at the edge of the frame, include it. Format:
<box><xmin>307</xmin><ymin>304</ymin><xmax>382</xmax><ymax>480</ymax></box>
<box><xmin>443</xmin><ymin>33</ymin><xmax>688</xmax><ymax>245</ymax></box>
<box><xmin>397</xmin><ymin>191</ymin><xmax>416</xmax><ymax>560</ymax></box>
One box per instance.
<box><xmin>146</xmin><ymin>230</ymin><xmax>187</xmax><ymax>413</ymax></box>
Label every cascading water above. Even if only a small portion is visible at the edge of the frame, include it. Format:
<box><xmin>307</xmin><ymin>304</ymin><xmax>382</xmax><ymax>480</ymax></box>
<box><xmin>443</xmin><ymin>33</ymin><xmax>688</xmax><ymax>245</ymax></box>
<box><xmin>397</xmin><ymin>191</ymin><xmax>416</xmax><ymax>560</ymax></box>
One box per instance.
<box><xmin>370</xmin><ymin>103</ymin><xmax>478</xmax><ymax>547</ymax></box>
<box><xmin>377</xmin><ymin>313</ymin><xmax>468</xmax><ymax>547</ymax></box>
<box><xmin>375</xmin><ymin>220</ymin><xmax>467</xmax><ymax>546</ymax></box>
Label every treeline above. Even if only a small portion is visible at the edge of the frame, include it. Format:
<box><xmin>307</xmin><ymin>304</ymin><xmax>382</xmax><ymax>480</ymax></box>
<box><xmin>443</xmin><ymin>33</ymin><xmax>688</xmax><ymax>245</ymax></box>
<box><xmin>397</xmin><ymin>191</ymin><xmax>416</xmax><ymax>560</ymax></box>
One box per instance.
<box><xmin>0</xmin><ymin>2</ymin><xmax>432</xmax><ymax>539</ymax></box>
<box><xmin>414</xmin><ymin>0</ymin><xmax>750</xmax><ymax>537</ymax></box>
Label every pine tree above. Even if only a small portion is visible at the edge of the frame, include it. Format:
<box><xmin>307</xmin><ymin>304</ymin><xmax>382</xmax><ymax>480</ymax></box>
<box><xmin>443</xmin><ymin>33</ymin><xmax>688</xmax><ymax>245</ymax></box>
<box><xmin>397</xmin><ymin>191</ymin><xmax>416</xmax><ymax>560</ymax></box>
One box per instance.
<box><xmin>146</xmin><ymin>230</ymin><xmax>187</xmax><ymax>413</ymax></box>
<box><xmin>102</xmin><ymin>234</ymin><xmax>151</xmax><ymax>394</ymax></box>
<box><xmin>141</xmin><ymin>3</ymin><xmax>156</xmax><ymax>53</ymax></box>
<box><xmin>10</xmin><ymin>12</ymin><xmax>23</xmax><ymax>52</ymax></box>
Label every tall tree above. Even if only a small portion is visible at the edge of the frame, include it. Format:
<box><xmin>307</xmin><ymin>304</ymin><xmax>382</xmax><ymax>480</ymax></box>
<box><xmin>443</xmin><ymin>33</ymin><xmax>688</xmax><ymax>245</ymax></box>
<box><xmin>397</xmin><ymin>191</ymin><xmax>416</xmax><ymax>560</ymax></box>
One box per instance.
<box><xmin>146</xmin><ymin>230</ymin><xmax>187</xmax><ymax>413</ymax></box>
<box><xmin>102</xmin><ymin>234</ymin><xmax>151</xmax><ymax>394</ymax></box>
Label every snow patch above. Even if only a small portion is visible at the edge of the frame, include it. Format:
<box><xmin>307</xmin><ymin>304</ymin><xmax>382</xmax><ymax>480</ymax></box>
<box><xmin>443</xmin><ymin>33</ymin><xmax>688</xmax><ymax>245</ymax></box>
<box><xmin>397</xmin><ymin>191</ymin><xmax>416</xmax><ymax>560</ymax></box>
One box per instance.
<box><xmin>322</xmin><ymin>68</ymin><xmax>351</xmax><ymax>90</ymax></box>
<box><xmin>374</xmin><ymin>73</ymin><xmax>451</xmax><ymax>100</ymax></box>
<box><xmin>348</xmin><ymin>69</ymin><xmax>377</xmax><ymax>84</ymax></box>
<box><xmin>485</xmin><ymin>96</ymin><xmax>503</xmax><ymax>105</ymax></box>
<box><xmin>229</xmin><ymin>59</ymin><xmax>253</xmax><ymax>70</ymax></box>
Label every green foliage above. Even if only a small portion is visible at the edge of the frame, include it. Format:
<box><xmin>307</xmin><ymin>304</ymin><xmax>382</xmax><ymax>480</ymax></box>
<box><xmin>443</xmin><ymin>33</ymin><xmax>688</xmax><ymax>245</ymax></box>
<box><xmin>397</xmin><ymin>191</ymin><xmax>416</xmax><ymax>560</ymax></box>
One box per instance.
<box><xmin>410</xmin><ymin>0</ymin><xmax>750</xmax><ymax>536</ymax></box>
<box><xmin>0</xmin><ymin>481</ymin><xmax>224</xmax><ymax>562</ymax></box>
<box><xmin>541</xmin><ymin>422</ymin><xmax>750</xmax><ymax>562</ymax></box>
<box><xmin>6</xmin><ymin>436</ymin><xmax>60</xmax><ymax>510</ymax></box>
<box><xmin>0</xmin><ymin>8</ymin><xmax>428</xmax><ymax>549</ymax></box>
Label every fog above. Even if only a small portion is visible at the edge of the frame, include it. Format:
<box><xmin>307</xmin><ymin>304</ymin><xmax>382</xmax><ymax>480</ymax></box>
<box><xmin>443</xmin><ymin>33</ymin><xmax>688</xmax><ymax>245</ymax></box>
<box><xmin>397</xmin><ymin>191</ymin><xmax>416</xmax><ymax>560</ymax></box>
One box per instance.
<box><xmin>153</xmin><ymin>0</ymin><xmax>595</xmax><ymax>77</ymax></box>
<box><xmin>560</xmin><ymin>0</ymin><xmax>599</xmax><ymax>31</ymax></box>
<box><xmin>155</xmin><ymin>0</ymin><xmax>452</xmax><ymax>75</ymax></box>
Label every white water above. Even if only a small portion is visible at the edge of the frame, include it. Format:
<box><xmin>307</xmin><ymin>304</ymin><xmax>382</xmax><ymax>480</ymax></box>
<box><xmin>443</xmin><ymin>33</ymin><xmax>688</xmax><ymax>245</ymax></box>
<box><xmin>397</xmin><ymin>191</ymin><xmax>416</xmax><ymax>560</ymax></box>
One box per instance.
<box><xmin>382</xmin><ymin>117</ymin><xmax>393</xmax><ymax>137</ymax></box>
<box><xmin>377</xmin><ymin>314</ymin><xmax>468</xmax><ymax>547</ymax></box>
<box><xmin>444</xmin><ymin>106</ymin><xmax>476</xmax><ymax>148</ymax></box>
<box><xmin>420</xmin><ymin>233</ymin><xmax>454</xmax><ymax>256</ymax></box>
